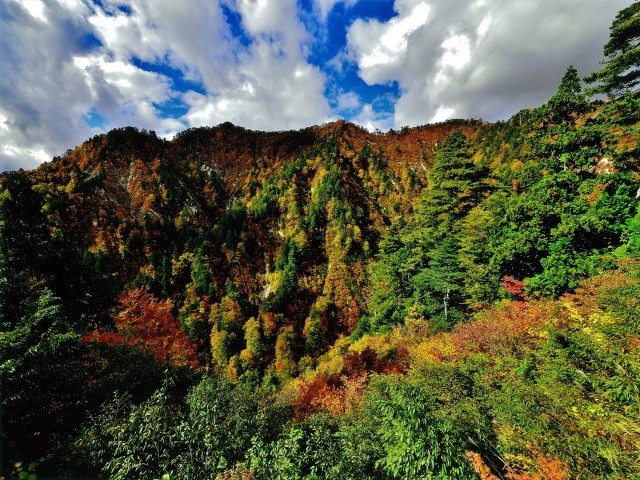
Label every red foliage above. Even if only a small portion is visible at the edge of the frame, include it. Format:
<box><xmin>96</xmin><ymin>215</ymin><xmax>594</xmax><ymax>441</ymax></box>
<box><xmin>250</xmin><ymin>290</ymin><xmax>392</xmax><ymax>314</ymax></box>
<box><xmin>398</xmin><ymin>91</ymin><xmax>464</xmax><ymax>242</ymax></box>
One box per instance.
<box><xmin>452</xmin><ymin>300</ymin><xmax>547</xmax><ymax>356</ymax></box>
<box><xmin>293</xmin><ymin>346</ymin><xmax>407</xmax><ymax>418</ymax></box>
<box><xmin>342</xmin><ymin>347</ymin><xmax>407</xmax><ymax>376</ymax></box>
<box><xmin>501</xmin><ymin>276</ymin><xmax>528</xmax><ymax>302</ymax></box>
<box><xmin>83</xmin><ymin>287</ymin><xmax>199</xmax><ymax>368</ymax></box>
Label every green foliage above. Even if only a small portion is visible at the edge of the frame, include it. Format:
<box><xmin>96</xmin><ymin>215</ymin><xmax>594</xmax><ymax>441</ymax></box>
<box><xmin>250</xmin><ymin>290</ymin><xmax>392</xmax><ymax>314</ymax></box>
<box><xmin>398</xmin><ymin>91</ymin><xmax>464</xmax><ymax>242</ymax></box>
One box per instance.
<box><xmin>191</xmin><ymin>243</ymin><xmax>212</xmax><ymax>296</ymax></box>
<box><xmin>248</xmin><ymin>415</ymin><xmax>348</xmax><ymax>480</ymax></box>
<box><xmin>586</xmin><ymin>2</ymin><xmax>640</xmax><ymax>96</ymax></box>
<box><xmin>82</xmin><ymin>375</ymin><xmax>289</xmax><ymax>480</ymax></box>
<box><xmin>363</xmin><ymin>375</ymin><xmax>478</xmax><ymax>479</ymax></box>
<box><xmin>545</xmin><ymin>66</ymin><xmax>589</xmax><ymax>123</ymax></box>
<box><xmin>0</xmin><ymin>287</ymin><xmax>80</xmax><ymax>465</ymax></box>
<box><xmin>410</xmin><ymin>235</ymin><xmax>466</xmax><ymax>330</ymax></box>
<box><xmin>366</xmin><ymin>131</ymin><xmax>487</xmax><ymax>332</ymax></box>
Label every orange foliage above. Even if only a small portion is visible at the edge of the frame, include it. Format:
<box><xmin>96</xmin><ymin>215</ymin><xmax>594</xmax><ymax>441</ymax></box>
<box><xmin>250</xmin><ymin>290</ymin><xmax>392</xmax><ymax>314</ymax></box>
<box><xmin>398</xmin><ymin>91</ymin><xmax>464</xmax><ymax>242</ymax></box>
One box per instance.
<box><xmin>466</xmin><ymin>451</ymin><xmax>500</xmax><ymax>480</ymax></box>
<box><xmin>452</xmin><ymin>299</ymin><xmax>550</xmax><ymax>356</ymax></box>
<box><xmin>293</xmin><ymin>346</ymin><xmax>405</xmax><ymax>417</ymax></box>
<box><xmin>261</xmin><ymin>312</ymin><xmax>278</xmax><ymax>336</ymax></box>
<box><xmin>506</xmin><ymin>453</ymin><xmax>569</xmax><ymax>480</ymax></box>
<box><xmin>83</xmin><ymin>287</ymin><xmax>199</xmax><ymax>368</ymax></box>
<box><xmin>293</xmin><ymin>372</ymin><xmax>368</xmax><ymax>417</ymax></box>
<box><xmin>467</xmin><ymin>450</ymin><xmax>569</xmax><ymax>480</ymax></box>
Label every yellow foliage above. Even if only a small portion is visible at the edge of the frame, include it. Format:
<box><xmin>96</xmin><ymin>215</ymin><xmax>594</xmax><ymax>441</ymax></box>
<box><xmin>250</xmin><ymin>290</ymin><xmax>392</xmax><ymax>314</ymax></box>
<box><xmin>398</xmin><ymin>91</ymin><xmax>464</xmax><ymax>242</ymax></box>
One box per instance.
<box><xmin>275</xmin><ymin>325</ymin><xmax>297</xmax><ymax>380</ymax></box>
<box><xmin>510</xmin><ymin>159</ymin><xmax>525</xmax><ymax>172</ymax></box>
<box><xmin>291</xmin><ymin>229</ymin><xmax>308</xmax><ymax>249</ymax></box>
<box><xmin>350</xmin><ymin>326</ymin><xmax>406</xmax><ymax>355</ymax></box>
<box><xmin>559</xmin><ymin>299</ymin><xmax>617</xmax><ymax>344</ymax></box>
<box><xmin>315</xmin><ymin>336</ymin><xmax>350</xmax><ymax>376</ymax></box>
<box><xmin>172</xmin><ymin>252</ymin><xmax>194</xmax><ymax>277</ymax></box>
<box><xmin>226</xmin><ymin>355</ymin><xmax>240</xmax><ymax>381</ymax></box>
<box><xmin>239</xmin><ymin>348</ymin><xmax>254</xmax><ymax>367</ymax></box>
<box><xmin>410</xmin><ymin>334</ymin><xmax>458</xmax><ymax>365</ymax></box>
<box><xmin>64</xmin><ymin>177</ymin><xmax>76</xmax><ymax>194</ymax></box>
<box><xmin>210</xmin><ymin>326</ymin><xmax>230</xmax><ymax>367</ymax></box>
<box><xmin>267</xmin><ymin>270</ymin><xmax>283</xmax><ymax>293</ymax></box>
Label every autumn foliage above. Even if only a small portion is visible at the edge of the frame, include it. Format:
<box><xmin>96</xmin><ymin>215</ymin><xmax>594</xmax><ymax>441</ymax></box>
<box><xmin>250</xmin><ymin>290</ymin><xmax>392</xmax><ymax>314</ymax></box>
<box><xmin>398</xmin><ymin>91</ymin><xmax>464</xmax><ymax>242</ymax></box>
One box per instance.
<box><xmin>83</xmin><ymin>287</ymin><xmax>199</xmax><ymax>368</ymax></box>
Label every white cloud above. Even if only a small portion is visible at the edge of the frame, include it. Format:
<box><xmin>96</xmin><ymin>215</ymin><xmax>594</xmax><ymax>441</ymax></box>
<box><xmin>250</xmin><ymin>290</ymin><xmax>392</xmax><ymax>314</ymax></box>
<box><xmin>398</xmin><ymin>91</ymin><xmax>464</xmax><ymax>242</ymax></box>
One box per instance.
<box><xmin>440</xmin><ymin>34</ymin><xmax>470</xmax><ymax>71</ymax></box>
<box><xmin>178</xmin><ymin>0</ymin><xmax>330</xmax><ymax>131</ymax></box>
<box><xmin>353</xmin><ymin>103</ymin><xmax>394</xmax><ymax>133</ymax></box>
<box><xmin>0</xmin><ymin>0</ymin><xmax>332</xmax><ymax>171</ymax></box>
<box><xmin>17</xmin><ymin>0</ymin><xmax>46</xmax><ymax>21</ymax></box>
<box><xmin>430</xmin><ymin>106</ymin><xmax>454</xmax><ymax>123</ymax></box>
<box><xmin>0</xmin><ymin>0</ymin><xmax>96</xmax><ymax>170</ymax></box>
<box><xmin>313</xmin><ymin>0</ymin><xmax>358</xmax><ymax>22</ymax></box>
<box><xmin>335</xmin><ymin>92</ymin><xmax>361</xmax><ymax>112</ymax></box>
<box><xmin>346</xmin><ymin>0</ymin><xmax>630</xmax><ymax>127</ymax></box>
<box><xmin>348</xmin><ymin>1</ymin><xmax>430</xmax><ymax>83</ymax></box>
<box><xmin>0</xmin><ymin>0</ymin><xmax>631</xmax><ymax>171</ymax></box>
<box><xmin>477</xmin><ymin>14</ymin><xmax>491</xmax><ymax>38</ymax></box>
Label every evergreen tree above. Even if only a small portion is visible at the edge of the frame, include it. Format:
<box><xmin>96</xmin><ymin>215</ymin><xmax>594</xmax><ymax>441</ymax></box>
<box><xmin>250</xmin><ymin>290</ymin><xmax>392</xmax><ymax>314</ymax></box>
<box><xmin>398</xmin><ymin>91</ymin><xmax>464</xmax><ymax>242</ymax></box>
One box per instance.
<box><xmin>586</xmin><ymin>2</ymin><xmax>640</xmax><ymax>96</ymax></box>
<box><xmin>414</xmin><ymin>131</ymin><xmax>487</xmax><ymax>234</ymax></box>
<box><xmin>191</xmin><ymin>243</ymin><xmax>211</xmax><ymax>297</ymax></box>
<box><xmin>411</xmin><ymin>235</ymin><xmax>466</xmax><ymax>330</ymax></box>
<box><xmin>545</xmin><ymin>66</ymin><xmax>589</xmax><ymax>123</ymax></box>
<box><xmin>365</xmin><ymin>132</ymin><xmax>487</xmax><ymax>332</ymax></box>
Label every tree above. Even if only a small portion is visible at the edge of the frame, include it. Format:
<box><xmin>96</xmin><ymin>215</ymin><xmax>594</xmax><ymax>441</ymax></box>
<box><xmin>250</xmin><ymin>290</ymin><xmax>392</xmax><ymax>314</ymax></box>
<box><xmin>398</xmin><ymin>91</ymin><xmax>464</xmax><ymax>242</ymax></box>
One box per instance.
<box><xmin>415</xmin><ymin>131</ymin><xmax>487</xmax><ymax>232</ymax></box>
<box><xmin>411</xmin><ymin>235</ymin><xmax>466</xmax><ymax>330</ymax></box>
<box><xmin>83</xmin><ymin>375</ymin><xmax>287</xmax><ymax>480</ymax></box>
<box><xmin>364</xmin><ymin>375</ymin><xmax>478</xmax><ymax>479</ymax></box>
<box><xmin>275</xmin><ymin>325</ymin><xmax>298</xmax><ymax>380</ymax></box>
<box><xmin>585</xmin><ymin>2</ymin><xmax>640</xmax><ymax>96</ymax></box>
<box><xmin>545</xmin><ymin>66</ymin><xmax>589</xmax><ymax>122</ymax></box>
<box><xmin>364</xmin><ymin>131</ymin><xmax>487</xmax><ymax>332</ymax></box>
<box><xmin>84</xmin><ymin>288</ymin><xmax>199</xmax><ymax>368</ymax></box>
<box><xmin>0</xmin><ymin>287</ymin><xmax>82</xmax><ymax>466</ymax></box>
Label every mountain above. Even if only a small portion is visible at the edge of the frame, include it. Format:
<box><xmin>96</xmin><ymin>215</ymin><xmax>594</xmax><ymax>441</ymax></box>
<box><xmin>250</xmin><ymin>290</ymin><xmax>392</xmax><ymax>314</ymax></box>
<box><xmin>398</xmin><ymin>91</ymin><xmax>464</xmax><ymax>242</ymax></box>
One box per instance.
<box><xmin>7</xmin><ymin>118</ymin><xmax>482</xmax><ymax>361</ymax></box>
<box><xmin>3</xmin><ymin>83</ymin><xmax>640</xmax><ymax>478</ymax></box>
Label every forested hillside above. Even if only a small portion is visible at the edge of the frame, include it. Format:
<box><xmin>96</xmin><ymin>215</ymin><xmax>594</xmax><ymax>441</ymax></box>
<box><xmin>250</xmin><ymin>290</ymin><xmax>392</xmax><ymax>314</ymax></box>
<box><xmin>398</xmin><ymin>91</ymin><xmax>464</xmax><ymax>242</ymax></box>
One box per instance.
<box><xmin>2</xmin><ymin>6</ymin><xmax>640</xmax><ymax>477</ymax></box>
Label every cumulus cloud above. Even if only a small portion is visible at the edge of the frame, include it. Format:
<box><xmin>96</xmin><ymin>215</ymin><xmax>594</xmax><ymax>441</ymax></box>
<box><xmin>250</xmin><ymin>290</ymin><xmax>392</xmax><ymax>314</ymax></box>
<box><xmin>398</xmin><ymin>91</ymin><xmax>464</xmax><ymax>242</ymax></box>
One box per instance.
<box><xmin>0</xmin><ymin>0</ymin><xmax>187</xmax><ymax>170</ymax></box>
<box><xmin>347</xmin><ymin>0</ymin><xmax>629</xmax><ymax>127</ymax></box>
<box><xmin>0</xmin><ymin>0</ymin><xmax>629</xmax><ymax>171</ymax></box>
<box><xmin>183</xmin><ymin>0</ymin><xmax>330</xmax><ymax>130</ymax></box>
<box><xmin>0</xmin><ymin>0</ymin><xmax>331</xmax><ymax>171</ymax></box>
<box><xmin>0</xmin><ymin>1</ymin><xmax>94</xmax><ymax>170</ymax></box>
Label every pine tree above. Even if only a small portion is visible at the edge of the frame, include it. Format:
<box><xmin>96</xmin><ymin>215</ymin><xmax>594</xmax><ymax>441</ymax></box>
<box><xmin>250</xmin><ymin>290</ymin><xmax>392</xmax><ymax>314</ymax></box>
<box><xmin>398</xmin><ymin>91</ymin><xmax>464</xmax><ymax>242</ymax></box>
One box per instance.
<box><xmin>546</xmin><ymin>66</ymin><xmax>589</xmax><ymax>122</ymax></box>
<box><xmin>586</xmin><ymin>2</ymin><xmax>640</xmax><ymax>96</ymax></box>
<box><xmin>414</xmin><ymin>131</ymin><xmax>487</xmax><ymax>235</ymax></box>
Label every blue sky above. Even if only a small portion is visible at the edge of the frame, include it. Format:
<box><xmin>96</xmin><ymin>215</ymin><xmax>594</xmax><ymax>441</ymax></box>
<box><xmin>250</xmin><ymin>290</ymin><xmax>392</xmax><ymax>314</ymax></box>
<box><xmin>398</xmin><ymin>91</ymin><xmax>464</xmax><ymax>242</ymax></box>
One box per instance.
<box><xmin>0</xmin><ymin>0</ymin><xmax>628</xmax><ymax>171</ymax></box>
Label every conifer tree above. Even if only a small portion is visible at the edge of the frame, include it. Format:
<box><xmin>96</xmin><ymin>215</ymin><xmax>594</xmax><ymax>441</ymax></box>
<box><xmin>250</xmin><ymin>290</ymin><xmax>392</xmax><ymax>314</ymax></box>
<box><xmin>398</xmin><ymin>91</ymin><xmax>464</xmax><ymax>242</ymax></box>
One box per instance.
<box><xmin>546</xmin><ymin>66</ymin><xmax>589</xmax><ymax>122</ymax></box>
<box><xmin>586</xmin><ymin>1</ymin><xmax>640</xmax><ymax>96</ymax></box>
<box><xmin>365</xmin><ymin>132</ymin><xmax>486</xmax><ymax>332</ymax></box>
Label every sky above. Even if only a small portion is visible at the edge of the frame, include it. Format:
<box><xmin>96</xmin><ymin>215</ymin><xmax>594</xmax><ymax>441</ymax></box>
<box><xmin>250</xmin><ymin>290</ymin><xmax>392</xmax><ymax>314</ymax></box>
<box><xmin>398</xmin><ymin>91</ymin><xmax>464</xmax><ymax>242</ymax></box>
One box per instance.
<box><xmin>0</xmin><ymin>0</ymin><xmax>629</xmax><ymax>172</ymax></box>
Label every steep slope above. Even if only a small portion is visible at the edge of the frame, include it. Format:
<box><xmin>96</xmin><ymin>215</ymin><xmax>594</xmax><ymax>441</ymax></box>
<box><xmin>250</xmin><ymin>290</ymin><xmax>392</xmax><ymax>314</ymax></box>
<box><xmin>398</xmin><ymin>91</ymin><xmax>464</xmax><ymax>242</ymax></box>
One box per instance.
<box><xmin>7</xmin><ymin>119</ymin><xmax>482</xmax><ymax>381</ymax></box>
<box><xmin>3</xmin><ymin>90</ymin><xmax>640</xmax><ymax>479</ymax></box>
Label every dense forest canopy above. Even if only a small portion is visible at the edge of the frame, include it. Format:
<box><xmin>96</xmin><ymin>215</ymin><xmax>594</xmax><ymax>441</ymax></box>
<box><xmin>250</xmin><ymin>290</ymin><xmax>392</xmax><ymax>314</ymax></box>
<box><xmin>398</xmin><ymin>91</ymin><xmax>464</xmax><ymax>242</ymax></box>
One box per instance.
<box><xmin>2</xmin><ymin>4</ymin><xmax>640</xmax><ymax>479</ymax></box>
